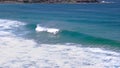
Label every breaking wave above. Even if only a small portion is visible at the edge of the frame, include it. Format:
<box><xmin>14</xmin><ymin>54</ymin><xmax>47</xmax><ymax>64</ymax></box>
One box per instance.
<box><xmin>34</xmin><ymin>23</ymin><xmax>120</xmax><ymax>47</ymax></box>
<box><xmin>35</xmin><ymin>24</ymin><xmax>59</xmax><ymax>34</ymax></box>
<box><xmin>0</xmin><ymin>19</ymin><xmax>120</xmax><ymax>68</ymax></box>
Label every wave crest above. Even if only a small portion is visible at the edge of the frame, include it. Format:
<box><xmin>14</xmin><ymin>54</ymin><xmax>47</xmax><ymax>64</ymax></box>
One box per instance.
<box><xmin>35</xmin><ymin>24</ymin><xmax>59</xmax><ymax>34</ymax></box>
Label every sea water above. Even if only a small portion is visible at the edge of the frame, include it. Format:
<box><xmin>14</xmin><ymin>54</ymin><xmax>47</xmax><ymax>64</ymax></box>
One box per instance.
<box><xmin>0</xmin><ymin>1</ymin><xmax>120</xmax><ymax>68</ymax></box>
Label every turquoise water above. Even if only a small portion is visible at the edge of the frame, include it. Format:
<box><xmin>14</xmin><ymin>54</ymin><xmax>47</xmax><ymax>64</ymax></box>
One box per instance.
<box><xmin>0</xmin><ymin>2</ymin><xmax>120</xmax><ymax>68</ymax></box>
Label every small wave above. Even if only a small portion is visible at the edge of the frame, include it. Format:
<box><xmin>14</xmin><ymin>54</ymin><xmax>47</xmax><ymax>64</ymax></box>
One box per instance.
<box><xmin>35</xmin><ymin>24</ymin><xmax>59</xmax><ymax>34</ymax></box>
<box><xmin>58</xmin><ymin>30</ymin><xmax>120</xmax><ymax>47</ymax></box>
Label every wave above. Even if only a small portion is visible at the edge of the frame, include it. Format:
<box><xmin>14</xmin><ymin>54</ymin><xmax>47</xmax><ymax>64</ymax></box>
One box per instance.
<box><xmin>35</xmin><ymin>24</ymin><xmax>59</xmax><ymax>34</ymax></box>
<box><xmin>0</xmin><ymin>19</ymin><xmax>120</xmax><ymax>68</ymax></box>
<box><xmin>33</xmin><ymin>23</ymin><xmax>120</xmax><ymax>48</ymax></box>
<box><xmin>59</xmin><ymin>30</ymin><xmax>120</xmax><ymax>47</ymax></box>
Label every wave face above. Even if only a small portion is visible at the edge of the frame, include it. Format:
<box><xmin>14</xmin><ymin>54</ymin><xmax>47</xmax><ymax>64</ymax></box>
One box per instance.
<box><xmin>0</xmin><ymin>19</ymin><xmax>120</xmax><ymax>68</ymax></box>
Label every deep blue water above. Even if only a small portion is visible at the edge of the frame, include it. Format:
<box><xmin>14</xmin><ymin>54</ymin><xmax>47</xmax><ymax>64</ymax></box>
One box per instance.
<box><xmin>0</xmin><ymin>1</ymin><xmax>120</xmax><ymax>68</ymax></box>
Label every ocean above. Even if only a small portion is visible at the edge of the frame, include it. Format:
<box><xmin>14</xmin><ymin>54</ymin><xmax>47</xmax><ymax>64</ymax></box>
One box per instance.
<box><xmin>0</xmin><ymin>1</ymin><xmax>120</xmax><ymax>68</ymax></box>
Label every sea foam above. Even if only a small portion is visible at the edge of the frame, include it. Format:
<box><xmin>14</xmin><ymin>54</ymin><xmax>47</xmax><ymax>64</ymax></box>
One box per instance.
<box><xmin>0</xmin><ymin>19</ymin><xmax>120</xmax><ymax>68</ymax></box>
<box><xmin>0</xmin><ymin>19</ymin><xmax>25</xmax><ymax>30</ymax></box>
<box><xmin>35</xmin><ymin>24</ymin><xmax>59</xmax><ymax>34</ymax></box>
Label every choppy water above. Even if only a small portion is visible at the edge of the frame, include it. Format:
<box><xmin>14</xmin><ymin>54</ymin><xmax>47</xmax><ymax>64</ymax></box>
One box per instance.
<box><xmin>0</xmin><ymin>2</ymin><xmax>120</xmax><ymax>68</ymax></box>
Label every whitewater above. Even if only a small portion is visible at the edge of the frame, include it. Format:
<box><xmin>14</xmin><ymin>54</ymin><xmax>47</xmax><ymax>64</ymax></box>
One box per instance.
<box><xmin>35</xmin><ymin>24</ymin><xmax>59</xmax><ymax>34</ymax></box>
<box><xmin>0</xmin><ymin>19</ymin><xmax>120</xmax><ymax>68</ymax></box>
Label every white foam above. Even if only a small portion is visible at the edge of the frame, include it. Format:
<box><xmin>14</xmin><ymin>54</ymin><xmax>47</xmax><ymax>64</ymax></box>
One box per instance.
<box><xmin>0</xmin><ymin>19</ymin><xmax>25</xmax><ymax>30</ymax></box>
<box><xmin>35</xmin><ymin>24</ymin><xmax>59</xmax><ymax>34</ymax></box>
<box><xmin>0</xmin><ymin>37</ymin><xmax>120</xmax><ymax>68</ymax></box>
<box><xmin>0</xmin><ymin>31</ymin><xmax>14</xmax><ymax>36</ymax></box>
<box><xmin>0</xmin><ymin>19</ymin><xmax>120</xmax><ymax>68</ymax></box>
